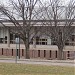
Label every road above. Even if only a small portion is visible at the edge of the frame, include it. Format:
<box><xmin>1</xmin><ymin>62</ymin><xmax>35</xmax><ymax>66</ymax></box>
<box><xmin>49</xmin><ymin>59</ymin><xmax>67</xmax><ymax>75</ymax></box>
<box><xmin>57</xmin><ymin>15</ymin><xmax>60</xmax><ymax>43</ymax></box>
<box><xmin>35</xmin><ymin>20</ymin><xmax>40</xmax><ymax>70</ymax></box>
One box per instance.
<box><xmin>0</xmin><ymin>58</ymin><xmax>74</xmax><ymax>67</ymax></box>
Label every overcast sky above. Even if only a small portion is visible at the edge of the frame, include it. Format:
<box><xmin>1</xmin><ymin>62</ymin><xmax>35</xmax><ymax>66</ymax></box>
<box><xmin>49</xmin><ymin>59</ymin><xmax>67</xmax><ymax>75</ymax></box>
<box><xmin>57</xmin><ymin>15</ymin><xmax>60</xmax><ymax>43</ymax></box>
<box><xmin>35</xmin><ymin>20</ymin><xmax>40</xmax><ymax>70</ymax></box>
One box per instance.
<box><xmin>0</xmin><ymin>0</ymin><xmax>72</xmax><ymax>20</ymax></box>
<box><xmin>0</xmin><ymin>0</ymin><xmax>70</xmax><ymax>5</ymax></box>
<box><xmin>0</xmin><ymin>0</ymin><xmax>71</xmax><ymax>8</ymax></box>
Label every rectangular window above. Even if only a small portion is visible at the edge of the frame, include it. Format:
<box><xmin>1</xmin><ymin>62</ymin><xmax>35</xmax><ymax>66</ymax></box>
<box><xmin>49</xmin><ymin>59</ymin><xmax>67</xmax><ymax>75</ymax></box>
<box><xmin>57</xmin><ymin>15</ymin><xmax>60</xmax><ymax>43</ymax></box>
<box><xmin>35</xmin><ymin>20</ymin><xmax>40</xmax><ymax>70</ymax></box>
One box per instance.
<box><xmin>56</xmin><ymin>51</ymin><xmax>57</xmax><ymax>58</ymax></box>
<box><xmin>65</xmin><ymin>42</ymin><xmax>69</xmax><ymax>45</ymax></box>
<box><xmin>5</xmin><ymin>36</ymin><xmax>7</xmax><ymax>44</ymax></box>
<box><xmin>10</xmin><ymin>34</ymin><xmax>13</xmax><ymax>44</ymax></box>
<box><xmin>0</xmin><ymin>38</ymin><xmax>3</xmax><ymax>43</ymax></box>
<box><xmin>50</xmin><ymin>50</ymin><xmax>51</xmax><ymax>58</ymax></box>
<box><xmin>10</xmin><ymin>34</ymin><xmax>13</xmax><ymax>40</ymax></box>
<box><xmin>38</xmin><ymin>50</ymin><xmax>40</xmax><ymax>57</ymax></box>
<box><xmin>42</xmin><ymin>42</ymin><xmax>45</xmax><ymax>45</ymax></box>
<box><xmin>44</xmin><ymin>50</ymin><xmax>46</xmax><ymax>57</ymax></box>
<box><xmin>67</xmin><ymin>51</ymin><xmax>70</xmax><ymax>59</ymax></box>
<box><xmin>42</xmin><ymin>39</ymin><xmax>45</xmax><ymax>41</ymax></box>
<box><xmin>2</xmin><ymin>48</ymin><xmax>3</xmax><ymax>55</ymax></box>
<box><xmin>12</xmin><ymin>49</ymin><xmax>13</xmax><ymax>56</ymax></box>
<box><xmin>36</xmin><ymin>42</ymin><xmax>39</xmax><ymax>45</ymax></box>
<box><xmin>36</xmin><ymin>38</ymin><xmax>47</xmax><ymax>45</ymax></box>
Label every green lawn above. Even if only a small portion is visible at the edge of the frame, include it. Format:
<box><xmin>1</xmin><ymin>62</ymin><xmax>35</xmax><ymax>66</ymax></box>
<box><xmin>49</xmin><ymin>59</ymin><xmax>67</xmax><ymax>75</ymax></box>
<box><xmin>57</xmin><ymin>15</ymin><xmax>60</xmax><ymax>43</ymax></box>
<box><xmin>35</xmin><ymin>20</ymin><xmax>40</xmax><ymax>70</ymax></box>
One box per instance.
<box><xmin>0</xmin><ymin>63</ymin><xmax>74</xmax><ymax>75</ymax></box>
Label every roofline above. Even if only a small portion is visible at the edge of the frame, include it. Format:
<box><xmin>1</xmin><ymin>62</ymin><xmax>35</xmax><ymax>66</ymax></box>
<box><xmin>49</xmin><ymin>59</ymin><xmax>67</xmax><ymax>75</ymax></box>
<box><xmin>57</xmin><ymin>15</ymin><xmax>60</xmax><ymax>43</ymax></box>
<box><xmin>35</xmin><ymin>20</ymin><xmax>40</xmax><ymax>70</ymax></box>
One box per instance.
<box><xmin>0</xmin><ymin>19</ymin><xmax>75</xmax><ymax>22</ymax></box>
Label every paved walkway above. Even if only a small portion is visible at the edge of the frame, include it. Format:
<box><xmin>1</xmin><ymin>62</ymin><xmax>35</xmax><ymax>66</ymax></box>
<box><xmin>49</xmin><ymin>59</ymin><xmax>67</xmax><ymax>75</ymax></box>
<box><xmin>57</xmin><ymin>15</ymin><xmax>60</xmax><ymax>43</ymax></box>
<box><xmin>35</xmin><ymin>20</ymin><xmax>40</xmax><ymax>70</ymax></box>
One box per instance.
<box><xmin>0</xmin><ymin>58</ymin><xmax>75</xmax><ymax>67</ymax></box>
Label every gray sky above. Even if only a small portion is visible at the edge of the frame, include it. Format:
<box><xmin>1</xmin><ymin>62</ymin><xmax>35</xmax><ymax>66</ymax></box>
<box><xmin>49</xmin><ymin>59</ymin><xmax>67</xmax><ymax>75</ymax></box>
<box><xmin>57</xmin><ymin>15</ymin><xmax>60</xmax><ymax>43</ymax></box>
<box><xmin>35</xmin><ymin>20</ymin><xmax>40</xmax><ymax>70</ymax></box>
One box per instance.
<box><xmin>0</xmin><ymin>0</ymin><xmax>71</xmax><ymax>8</ymax></box>
<box><xmin>0</xmin><ymin>0</ymin><xmax>8</xmax><ymax>3</ymax></box>
<box><xmin>0</xmin><ymin>0</ymin><xmax>72</xmax><ymax>20</ymax></box>
<box><xmin>0</xmin><ymin>0</ymin><xmax>70</xmax><ymax>4</ymax></box>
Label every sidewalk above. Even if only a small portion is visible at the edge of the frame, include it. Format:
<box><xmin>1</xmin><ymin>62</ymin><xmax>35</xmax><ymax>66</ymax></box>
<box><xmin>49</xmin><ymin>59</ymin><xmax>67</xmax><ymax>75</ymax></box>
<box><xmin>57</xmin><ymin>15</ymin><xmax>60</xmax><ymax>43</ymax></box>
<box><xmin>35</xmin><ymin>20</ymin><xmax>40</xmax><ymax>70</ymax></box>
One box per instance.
<box><xmin>0</xmin><ymin>58</ymin><xmax>74</xmax><ymax>67</ymax></box>
<box><xmin>0</xmin><ymin>58</ymin><xmax>74</xmax><ymax>63</ymax></box>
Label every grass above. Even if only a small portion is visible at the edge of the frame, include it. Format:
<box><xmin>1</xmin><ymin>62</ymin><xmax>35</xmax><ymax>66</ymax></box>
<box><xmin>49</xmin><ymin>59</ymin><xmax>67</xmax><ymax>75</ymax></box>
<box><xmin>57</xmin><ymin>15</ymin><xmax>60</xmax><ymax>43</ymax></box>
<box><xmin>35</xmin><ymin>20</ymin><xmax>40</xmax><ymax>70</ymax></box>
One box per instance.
<box><xmin>0</xmin><ymin>63</ymin><xmax>74</xmax><ymax>75</ymax></box>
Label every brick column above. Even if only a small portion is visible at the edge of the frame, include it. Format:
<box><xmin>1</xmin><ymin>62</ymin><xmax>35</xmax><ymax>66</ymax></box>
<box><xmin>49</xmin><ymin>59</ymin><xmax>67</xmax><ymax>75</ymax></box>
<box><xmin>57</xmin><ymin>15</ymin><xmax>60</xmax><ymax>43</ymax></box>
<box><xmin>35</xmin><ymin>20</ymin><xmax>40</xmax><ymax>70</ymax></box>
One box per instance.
<box><xmin>51</xmin><ymin>51</ymin><xmax>56</xmax><ymax>59</ymax></box>
<box><xmin>40</xmin><ymin>50</ymin><xmax>44</xmax><ymax>58</ymax></box>
<box><xmin>46</xmin><ymin>50</ymin><xmax>50</xmax><ymax>59</ymax></box>
<box><xmin>34</xmin><ymin>50</ymin><xmax>38</xmax><ymax>58</ymax></box>
<box><xmin>63</xmin><ymin>51</ymin><xmax>67</xmax><ymax>60</ymax></box>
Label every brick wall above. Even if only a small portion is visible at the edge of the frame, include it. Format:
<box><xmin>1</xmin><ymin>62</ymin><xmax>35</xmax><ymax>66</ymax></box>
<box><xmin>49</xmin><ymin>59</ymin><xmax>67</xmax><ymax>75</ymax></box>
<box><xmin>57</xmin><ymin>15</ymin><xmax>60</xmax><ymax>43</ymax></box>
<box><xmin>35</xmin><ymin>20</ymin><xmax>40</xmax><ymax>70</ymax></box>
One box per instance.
<box><xmin>0</xmin><ymin>48</ymin><xmax>74</xmax><ymax>60</ymax></box>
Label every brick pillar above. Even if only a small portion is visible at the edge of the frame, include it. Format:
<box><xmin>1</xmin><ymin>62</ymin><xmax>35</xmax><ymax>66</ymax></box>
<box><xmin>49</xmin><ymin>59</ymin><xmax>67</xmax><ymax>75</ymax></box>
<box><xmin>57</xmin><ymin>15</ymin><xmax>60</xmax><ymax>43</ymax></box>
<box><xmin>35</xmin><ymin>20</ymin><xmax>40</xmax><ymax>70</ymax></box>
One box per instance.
<box><xmin>24</xmin><ymin>49</ymin><xmax>26</xmax><ymax>58</ymax></box>
<box><xmin>3</xmin><ymin>49</ymin><xmax>6</xmax><ymax>56</ymax></box>
<box><xmin>70</xmin><ymin>51</ymin><xmax>74</xmax><ymax>60</ymax></box>
<box><xmin>63</xmin><ymin>51</ymin><xmax>67</xmax><ymax>60</ymax></box>
<box><xmin>13</xmin><ymin>49</ymin><xmax>16</xmax><ymax>56</ymax></box>
<box><xmin>51</xmin><ymin>51</ymin><xmax>56</xmax><ymax>59</ymax></box>
<box><xmin>29</xmin><ymin>50</ymin><xmax>32</xmax><ymax>58</ymax></box>
<box><xmin>0</xmin><ymin>49</ymin><xmax>2</xmax><ymax>55</ymax></box>
<box><xmin>40</xmin><ymin>50</ymin><xmax>44</xmax><ymax>59</ymax></box>
<box><xmin>45</xmin><ymin>50</ymin><xmax>50</xmax><ymax>59</ymax></box>
<box><xmin>9</xmin><ymin>49</ymin><xmax>12</xmax><ymax>56</ymax></box>
<box><xmin>34</xmin><ymin>50</ymin><xmax>38</xmax><ymax>58</ymax></box>
<box><xmin>6</xmin><ymin>49</ymin><xmax>9</xmax><ymax>56</ymax></box>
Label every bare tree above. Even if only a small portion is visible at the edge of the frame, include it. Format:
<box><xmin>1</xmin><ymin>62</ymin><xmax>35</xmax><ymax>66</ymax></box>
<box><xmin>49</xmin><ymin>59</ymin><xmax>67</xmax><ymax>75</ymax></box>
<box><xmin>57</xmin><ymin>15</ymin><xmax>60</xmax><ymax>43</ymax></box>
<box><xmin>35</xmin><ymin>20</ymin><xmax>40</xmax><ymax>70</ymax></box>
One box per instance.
<box><xmin>42</xmin><ymin>0</ymin><xmax>75</xmax><ymax>60</ymax></box>
<box><xmin>0</xmin><ymin>0</ymin><xmax>43</xmax><ymax>59</ymax></box>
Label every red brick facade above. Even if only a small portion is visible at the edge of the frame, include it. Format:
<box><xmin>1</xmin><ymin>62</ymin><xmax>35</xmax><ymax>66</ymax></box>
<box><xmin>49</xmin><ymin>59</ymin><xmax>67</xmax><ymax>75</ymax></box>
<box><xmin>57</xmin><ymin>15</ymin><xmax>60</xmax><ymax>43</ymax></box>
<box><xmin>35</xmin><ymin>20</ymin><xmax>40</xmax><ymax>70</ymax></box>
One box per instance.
<box><xmin>0</xmin><ymin>48</ymin><xmax>75</xmax><ymax>60</ymax></box>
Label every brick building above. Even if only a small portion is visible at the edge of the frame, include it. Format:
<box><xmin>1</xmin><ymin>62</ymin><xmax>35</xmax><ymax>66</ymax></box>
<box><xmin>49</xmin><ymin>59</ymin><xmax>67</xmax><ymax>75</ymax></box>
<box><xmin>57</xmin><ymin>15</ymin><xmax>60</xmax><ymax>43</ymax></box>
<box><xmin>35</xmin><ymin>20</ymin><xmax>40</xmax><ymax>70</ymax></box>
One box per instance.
<box><xmin>0</xmin><ymin>20</ymin><xmax>75</xmax><ymax>60</ymax></box>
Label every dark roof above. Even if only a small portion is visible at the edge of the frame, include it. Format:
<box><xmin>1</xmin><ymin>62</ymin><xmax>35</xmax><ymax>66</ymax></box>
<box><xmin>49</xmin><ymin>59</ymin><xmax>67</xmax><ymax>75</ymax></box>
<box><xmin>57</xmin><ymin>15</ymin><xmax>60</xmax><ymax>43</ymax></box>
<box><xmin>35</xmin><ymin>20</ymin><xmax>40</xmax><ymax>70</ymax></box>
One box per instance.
<box><xmin>0</xmin><ymin>19</ymin><xmax>75</xmax><ymax>23</ymax></box>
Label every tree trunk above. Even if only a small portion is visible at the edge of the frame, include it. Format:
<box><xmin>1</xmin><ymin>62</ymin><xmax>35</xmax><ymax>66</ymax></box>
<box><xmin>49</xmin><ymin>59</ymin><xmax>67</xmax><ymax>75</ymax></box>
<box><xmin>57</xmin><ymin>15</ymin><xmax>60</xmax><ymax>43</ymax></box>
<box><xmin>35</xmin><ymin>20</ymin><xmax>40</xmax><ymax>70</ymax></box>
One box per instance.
<box><xmin>58</xmin><ymin>48</ymin><xmax>64</xmax><ymax>60</ymax></box>
<box><xmin>25</xmin><ymin>46</ymin><xmax>30</xmax><ymax>59</ymax></box>
<box><xmin>25</xmin><ymin>38</ymin><xmax>30</xmax><ymax>59</ymax></box>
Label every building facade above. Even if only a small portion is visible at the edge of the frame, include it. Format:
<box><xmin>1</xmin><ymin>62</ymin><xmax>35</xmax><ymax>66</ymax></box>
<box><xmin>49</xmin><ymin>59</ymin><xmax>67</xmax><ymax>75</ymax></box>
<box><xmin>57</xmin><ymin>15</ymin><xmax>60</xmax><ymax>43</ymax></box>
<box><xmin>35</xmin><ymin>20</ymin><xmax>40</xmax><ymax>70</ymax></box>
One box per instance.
<box><xmin>0</xmin><ymin>20</ymin><xmax>75</xmax><ymax>60</ymax></box>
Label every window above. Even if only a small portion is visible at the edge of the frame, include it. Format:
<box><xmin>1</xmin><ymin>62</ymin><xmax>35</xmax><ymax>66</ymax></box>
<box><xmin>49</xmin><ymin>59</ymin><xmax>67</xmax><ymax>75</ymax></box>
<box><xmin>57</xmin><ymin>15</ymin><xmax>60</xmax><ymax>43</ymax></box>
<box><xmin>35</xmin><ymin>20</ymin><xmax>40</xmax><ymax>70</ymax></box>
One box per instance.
<box><xmin>42</xmin><ymin>42</ymin><xmax>45</xmax><ymax>45</ymax></box>
<box><xmin>67</xmin><ymin>51</ymin><xmax>70</xmax><ymax>59</ymax></box>
<box><xmin>65</xmin><ymin>42</ymin><xmax>69</xmax><ymax>45</ymax></box>
<box><xmin>44</xmin><ymin>50</ymin><xmax>46</xmax><ymax>57</ymax></box>
<box><xmin>10</xmin><ymin>34</ymin><xmax>13</xmax><ymax>40</ymax></box>
<box><xmin>52</xmin><ymin>42</ymin><xmax>56</xmax><ymax>45</ymax></box>
<box><xmin>2</xmin><ymin>48</ymin><xmax>3</xmax><ymax>55</ymax></box>
<box><xmin>0</xmin><ymin>38</ymin><xmax>3</xmax><ymax>43</ymax></box>
<box><xmin>42</xmin><ymin>39</ymin><xmax>45</xmax><ymax>41</ymax></box>
<box><xmin>51</xmin><ymin>34</ymin><xmax>57</xmax><ymax>45</ymax></box>
<box><xmin>5</xmin><ymin>36</ymin><xmax>7</xmax><ymax>40</ymax></box>
<box><xmin>36</xmin><ymin>42</ymin><xmax>39</xmax><ymax>45</ymax></box>
<box><xmin>38</xmin><ymin>50</ymin><xmax>40</xmax><ymax>57</ymax></box>
<box><xmin>65</xmin><ymin>39</ymin><xmax>69</xmax><ymax>45</ymax></box>
<box><xmin>56</xmin><ymin>51</ymin><xmax>57</xmax><ymax>58</ymax></box>
<box><xmin>10</xmin><ymin>33</ymin><xmax>15</xmax><ymax>44</ymax></box>
<box><xmin>36</xmin><ymin>37</ymin><xmax>47</xmax><ymax>45</ymax></box>
<box><xmin>12</xmin><ymin>49</ymin><xmax>13</xmax><ymax>56</ymax></box>
<box><xmin>50</xmin><ymin>50</ymin><xmax>51</xmax><ymax>58</ymax></box>
<box><xmin>5</xmin><ymin>36</ymin><xmax>7</xmax><ymax>43</ymax></box>
<box><xmin>10</xmin><ymin>34</ymin><xmax>13</xmax><ymax>44</ymax></box>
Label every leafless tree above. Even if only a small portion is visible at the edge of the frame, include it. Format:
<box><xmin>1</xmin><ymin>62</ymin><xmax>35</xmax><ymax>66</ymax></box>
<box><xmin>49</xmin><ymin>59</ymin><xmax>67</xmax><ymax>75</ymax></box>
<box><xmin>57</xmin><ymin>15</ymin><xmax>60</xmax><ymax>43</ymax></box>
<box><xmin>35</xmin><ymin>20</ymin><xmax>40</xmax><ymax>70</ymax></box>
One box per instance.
<box><xmin>42</xmin><ymin>0</ymin><xmax>75</xmax><ymax>60</ymax></box>
<box><xmin>0</xmin><ymin>0</ymin><xmax>43</xmax><ymax>59</ymax></box>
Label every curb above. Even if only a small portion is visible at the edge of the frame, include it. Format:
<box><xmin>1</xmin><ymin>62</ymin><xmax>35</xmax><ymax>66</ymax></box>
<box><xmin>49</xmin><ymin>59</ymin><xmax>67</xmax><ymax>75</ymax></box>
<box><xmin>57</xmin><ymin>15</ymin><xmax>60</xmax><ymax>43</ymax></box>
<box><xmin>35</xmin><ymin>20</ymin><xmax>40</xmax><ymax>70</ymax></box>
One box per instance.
<box><xmin>0</xmin><ymin>58</ymin><xmax>74</xmax><ymax>64</ymax></box>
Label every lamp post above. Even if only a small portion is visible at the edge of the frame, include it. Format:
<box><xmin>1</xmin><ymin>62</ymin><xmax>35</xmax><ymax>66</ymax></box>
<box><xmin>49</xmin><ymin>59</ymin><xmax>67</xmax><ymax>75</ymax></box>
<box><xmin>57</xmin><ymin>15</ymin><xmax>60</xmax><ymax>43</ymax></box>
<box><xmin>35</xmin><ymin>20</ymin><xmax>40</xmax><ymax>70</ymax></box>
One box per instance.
<box><xmin>18</xmin><ymin>35</ymin><xmax>20</xmax><ymax>59</ymax></box>
<box><xmin>15</xmin><ymin>37</ymin><xmax>20</xmax><ymax>63</ymax></box>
